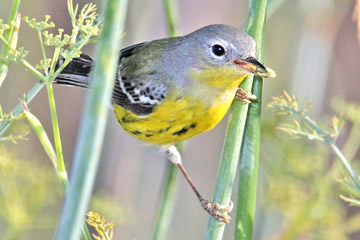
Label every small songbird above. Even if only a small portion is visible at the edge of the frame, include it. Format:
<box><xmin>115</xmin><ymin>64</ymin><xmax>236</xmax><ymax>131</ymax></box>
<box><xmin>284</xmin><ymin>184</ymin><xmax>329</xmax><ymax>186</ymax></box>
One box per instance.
<box><xmin>54</xmin><ymin>24</ymin><xmax>274</xmax><ymax>223</ymax></box>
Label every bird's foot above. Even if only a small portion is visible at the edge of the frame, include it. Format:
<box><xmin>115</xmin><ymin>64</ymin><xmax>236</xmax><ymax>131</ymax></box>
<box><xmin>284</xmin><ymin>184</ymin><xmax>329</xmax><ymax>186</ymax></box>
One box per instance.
<box><xmin>201</xmin><ymin>199</ymin><xmax>233</xmax><ymax>224</ymax></box>
<box><xmin>235</xmin><ymin>88</ymin><xmax>257</xmax><ymax>103</ymax></box>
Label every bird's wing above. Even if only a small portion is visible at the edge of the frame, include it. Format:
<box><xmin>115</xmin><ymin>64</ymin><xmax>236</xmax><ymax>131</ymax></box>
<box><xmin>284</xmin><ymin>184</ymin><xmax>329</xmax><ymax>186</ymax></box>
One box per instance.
<box><xmin>113</xmin><ymin>38</ymin><xmax>180</xmax><ymax>116</ymax></box>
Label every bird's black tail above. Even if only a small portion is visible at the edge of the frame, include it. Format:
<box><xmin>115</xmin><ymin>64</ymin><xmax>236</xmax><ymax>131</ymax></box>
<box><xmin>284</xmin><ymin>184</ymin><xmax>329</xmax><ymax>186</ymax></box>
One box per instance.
<box><xmin>54</xmin><ymin>54</ymin><xmax>94</xmax><ymax>88</ymax></box>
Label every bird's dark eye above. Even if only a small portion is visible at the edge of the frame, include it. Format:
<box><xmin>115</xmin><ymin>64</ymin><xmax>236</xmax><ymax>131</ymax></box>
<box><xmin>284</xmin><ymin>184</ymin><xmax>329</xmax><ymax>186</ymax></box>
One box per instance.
<box><xmin>212</xmin><ymin>44</ymin><xmax>225</xmax><ymax>56</ymax></box>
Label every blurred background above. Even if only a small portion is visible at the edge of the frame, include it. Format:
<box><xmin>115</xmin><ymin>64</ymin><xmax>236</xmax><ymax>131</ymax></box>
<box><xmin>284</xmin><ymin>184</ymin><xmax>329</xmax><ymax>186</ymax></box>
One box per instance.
<box><xmin>1</xmin><ymin>0</ymin><xmax>360</xmax><ymax>239</ymax></box>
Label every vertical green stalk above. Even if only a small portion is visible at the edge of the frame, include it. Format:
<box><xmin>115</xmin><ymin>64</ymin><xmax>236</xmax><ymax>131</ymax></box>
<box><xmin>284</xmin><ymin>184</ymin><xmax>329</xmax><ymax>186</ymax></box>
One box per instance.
<box><xmin>55</xmin><ymin>0</ymin><xmax>128</xmax><ymax>239</ymax></box>
<box><xmin>151</xmin><ymin>1</ymin><xmax>180</xmax><ymax>239</ymax></box>
<box><xmin>151</xmin><ymin>162</ymin><xmax>178</xmax><ymax>240</ymax></box>
<box><xmin>163</xmin><ymin>0</ymin><xmax>179</xmax><ymax>36</ymax></box>
<box><xmin>47</xmin><ymin>39</ymin><xmax>90</xmax><ymax>240</ymax></box>
<box><xmin>46</xmin><ymin>47</ymin><xmax>68</xmax><ymax>186</ymax></box>
<box><xmin>46</xmin><ymin>82</ymin><xmax>69</xmax><ymax>190</ymax></box>
<box><xmin>235</xmin><ymin>0</ymin><xmax>268</xmax><ymax>239</ymax></box>
<box><xmin>204</xmin><ymin>0</ymin><xmax>268</xmax><ymax>239</ymax></box>
<box><xmin>0</xmin><ymin>0</ymin><xmax>21</xmax><ymax>87</ymax></box>
<box><xmin>234</xmin><ymin>79</ymin><xmax>263</xmax><ymax>240</ymax></box>
<box><xmin>38</xmin><ymin>28</ymin><xmax>69</xmax><ymax>189</ymax></box>
<box><xmin>204</xmin><ymin>94</ymin><xmax>251</xmax><ymax>240</ymax></box>
<box><xmin>38</xmin><ymin>30</ymin><xmax>48</xmax><ymax>75</ymax></box>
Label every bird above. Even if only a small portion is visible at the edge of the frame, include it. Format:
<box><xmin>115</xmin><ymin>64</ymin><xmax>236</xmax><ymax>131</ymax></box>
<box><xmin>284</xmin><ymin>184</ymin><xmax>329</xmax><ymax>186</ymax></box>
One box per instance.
<box><xmin>54</xmin><ymin>24</ymin><xmax>274</xmax><ymax>223</ymax></box>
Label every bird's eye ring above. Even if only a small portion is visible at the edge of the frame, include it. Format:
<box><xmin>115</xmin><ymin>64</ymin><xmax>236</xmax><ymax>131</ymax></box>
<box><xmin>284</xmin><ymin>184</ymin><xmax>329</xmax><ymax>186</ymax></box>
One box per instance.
<box><xmin>211</xmin><ymin>44</ymin><xmax>226</xmax><ymax>57</ymax></box>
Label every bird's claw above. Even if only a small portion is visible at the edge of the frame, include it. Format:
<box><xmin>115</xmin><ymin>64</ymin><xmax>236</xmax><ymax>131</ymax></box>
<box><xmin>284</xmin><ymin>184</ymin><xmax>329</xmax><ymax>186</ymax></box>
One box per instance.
<box><xmin>235</xmin><ymin>88</ymin><xmax>257</xmax><ymax>103</ymax></box>
<box><xmin>201</xmin><ymin>200</ymin><xmax>233</xmax><ymax>224</ymax></box>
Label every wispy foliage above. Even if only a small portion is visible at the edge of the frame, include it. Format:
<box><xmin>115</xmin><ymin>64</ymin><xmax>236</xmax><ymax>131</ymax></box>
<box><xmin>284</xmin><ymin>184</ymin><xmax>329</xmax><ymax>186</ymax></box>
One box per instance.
<box><xmin>264</xmin><ymin>92</ymin><xmax>360</xmax><ymax>239</ymax></box>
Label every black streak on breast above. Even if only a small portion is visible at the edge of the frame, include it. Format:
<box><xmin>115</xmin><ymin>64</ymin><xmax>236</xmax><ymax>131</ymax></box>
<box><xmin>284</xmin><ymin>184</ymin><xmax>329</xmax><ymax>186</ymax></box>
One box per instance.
<box><xmin>172</xmin><ymin>123</ymin><xmax>197</xmax><ymax>136</ymax></box>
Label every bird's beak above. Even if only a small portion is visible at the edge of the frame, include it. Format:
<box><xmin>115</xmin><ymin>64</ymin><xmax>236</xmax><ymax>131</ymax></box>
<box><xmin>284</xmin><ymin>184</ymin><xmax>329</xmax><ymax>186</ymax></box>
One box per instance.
<box><xmin>232</xmin><ymin>56</ymin><xmax>270</xmax><ymax>78</ymax></box>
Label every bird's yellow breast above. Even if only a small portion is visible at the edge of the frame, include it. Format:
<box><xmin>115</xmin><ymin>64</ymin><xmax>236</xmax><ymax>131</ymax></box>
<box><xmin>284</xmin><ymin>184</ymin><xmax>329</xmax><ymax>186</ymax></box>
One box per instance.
<box><xmin>114</xmin><ymin>69</ymin><xmax>247</xmax><ymax>145</ymax></box>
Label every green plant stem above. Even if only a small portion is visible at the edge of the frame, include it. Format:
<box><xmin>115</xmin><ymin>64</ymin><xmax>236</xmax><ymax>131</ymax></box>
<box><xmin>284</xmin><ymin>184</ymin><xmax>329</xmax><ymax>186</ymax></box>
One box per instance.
<box><xmin>0</xmin><ymin>0</ymin><xmax>21</xmax><ymax>87</ymax></box>
<box><xmin>151</xmin><ymin>162</ymin><xmax>179</xmax><ymax>240</ymax></box>
<box><xmin>204</xmin><ymin>98</ymin><xmax>251</xmax><ymax>240</ymax></box>
<box><xmin>38</xmin><ymin>30</ymin><xmax>48</xmax><ymax>75</ymax></box>
<box><xmin>47</xmin><ymin>47</ymin><xmax>66</xmax><ymax>171</ymax></box>
<box><xmin>23</xmin><ymin>109</ymin><xmax>57</xmax><ymax>167</ymax></box>
<box><xmin>46</xmin><ymin>83</ymin><xmax>68</xmax><ymax>185</ymax></box>
<box><xmin>204</xmin><ymin>1</ymin><xmax>268</xmax><ymax>239</ymax></box>
<box><xmin>45</xmin><ymin>49</ymin><xmax>90</xmax><ymax>238</ymax></box>
<box><xmin>25</xmin><ymin>45</ymin><xmax>70</xmax><ymax>189</ymax></box>
<box><xmin>1</xmin><ymin>0</ymin><xmax>21</xmax><ymax>43</ymax></box>
<box><xmin>55</xmin><ymin>0</ymin><xmax>128</xmax><ymax>239</ymax></box>
<box><xmin>18</xmin><ymin>59</ymin><xmax>47</xmax><ymax>80</ymax></box>
<box><xmin>330</xmin><ymin>143</ymin><xmax>360</xmax><ymax>186</ymax></box>
<box><xmin>235</xmin><ymin>0</ymin><xmax>268</xmax><ymax>239</ymax></box>
<box><xmin>342</xmin><ymin>122</ymin><xmax>360</xmax><ymax>162</ymax></box>
<box><xmin>164</xmin><ymin>0</ymin><xmax>179</xmax><ymax>36</ymax></box>
<box><xmin>235</xmin><ymin>78</ymin><xmax>263</xmax><ymax>240</ymax></box>
<box><xmin>327</xmin><ymin>122</ymin><xmax>360</xmax><ymax>179</ymax></box>
<box><xmin>150</xmin><ymin>1</ymin><xmax>180</xmax><ymax>240</ymax></box>
<box><xmin>48</xmin><ymin>47</ymin><xmax>60</xmax><ymax>77</ymax></box>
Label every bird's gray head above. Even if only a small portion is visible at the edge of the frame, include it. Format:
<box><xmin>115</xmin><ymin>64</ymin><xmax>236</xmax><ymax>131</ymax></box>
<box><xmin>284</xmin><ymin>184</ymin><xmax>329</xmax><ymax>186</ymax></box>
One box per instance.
<box><xmin>173</xmin><ymin>24</ymin><xmax>269</xmax><ymax>77</ymax></box>
<box><xmin>189</xmin><ymin>24</ymin><xmax>256</xmax><ymax>63</ymax></box>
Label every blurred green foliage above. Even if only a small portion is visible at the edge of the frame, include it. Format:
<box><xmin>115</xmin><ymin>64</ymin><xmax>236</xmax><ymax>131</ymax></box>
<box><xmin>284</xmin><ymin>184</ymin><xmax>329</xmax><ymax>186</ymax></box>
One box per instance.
<box><xmin>260</xmin><ymin>94</ymin><xmax>360</xmax><ymax>239</ymax></box>
<box><xmin>90</xmin><ymin>192</ymin><xmax>135</xmax><ymax>225</ymax></box>
<box><xmin>0</xmin><ymin>146</ymin><xmax>61</xmax><ymax>239</ymax></box>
